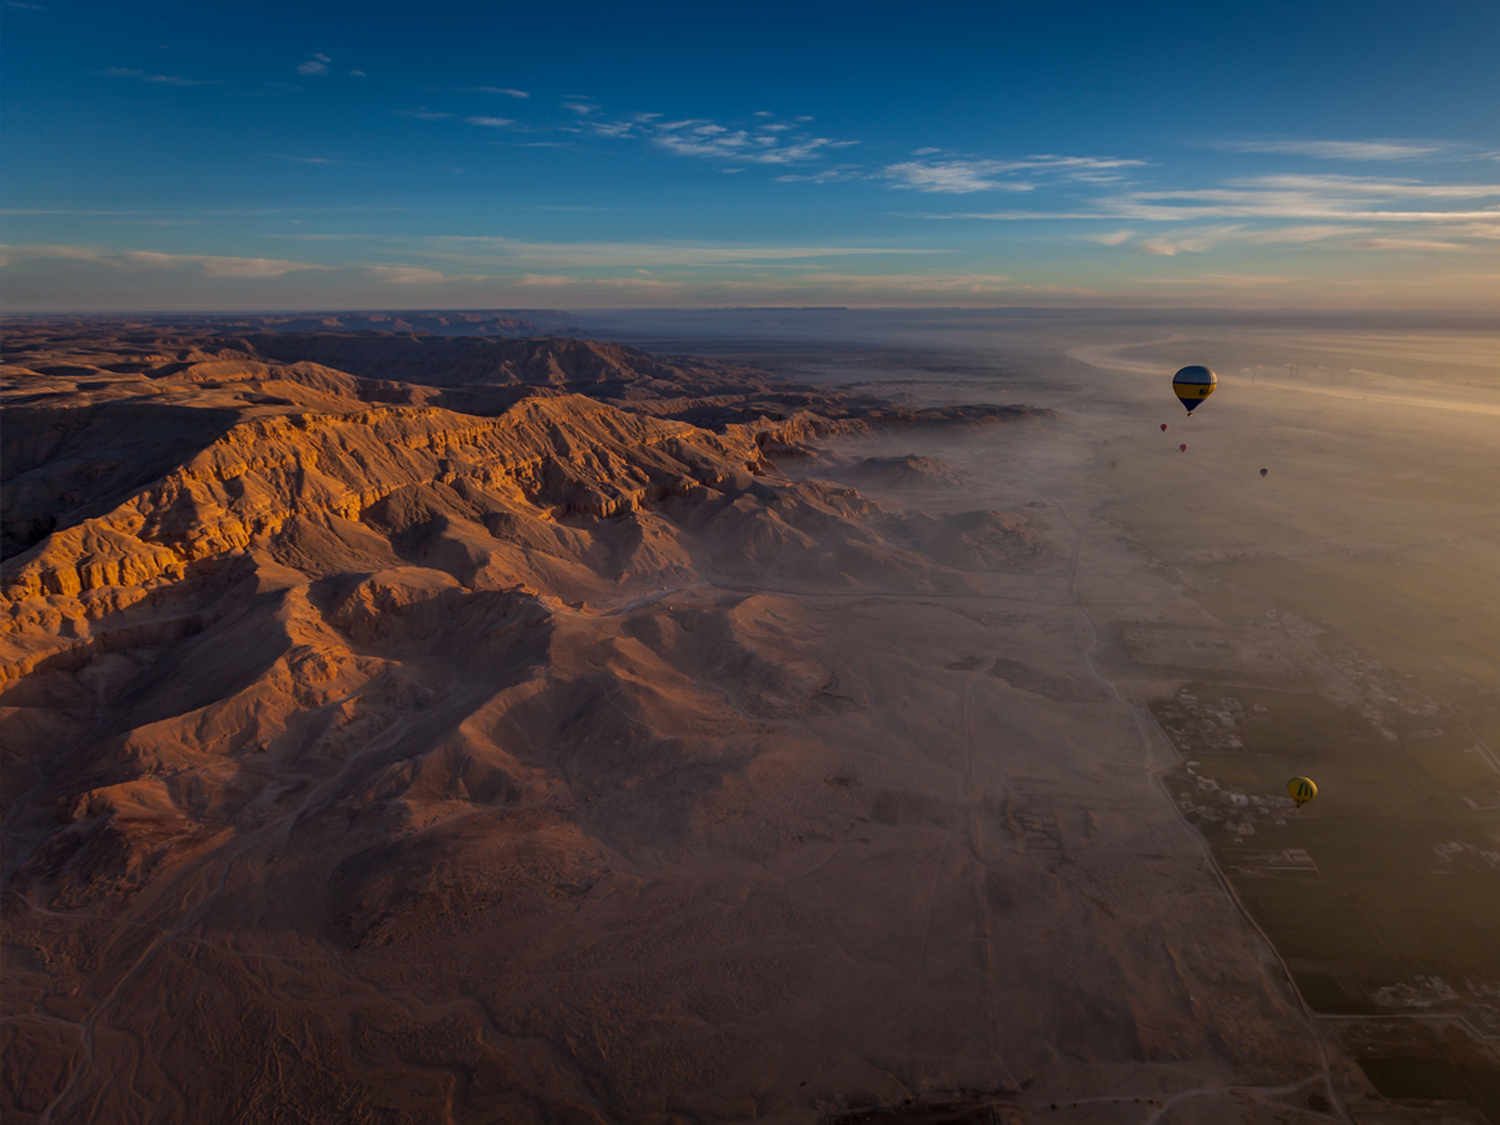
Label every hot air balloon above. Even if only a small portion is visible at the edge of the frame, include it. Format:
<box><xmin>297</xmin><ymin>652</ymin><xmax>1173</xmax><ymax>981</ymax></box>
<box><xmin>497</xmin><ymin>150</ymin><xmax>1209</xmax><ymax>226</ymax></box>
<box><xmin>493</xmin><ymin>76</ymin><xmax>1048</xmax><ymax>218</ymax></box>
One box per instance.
<box><xmin>1260</xmin><ymin>468</ymin><xmax>1269</xmax><ymax>477</ymax></box>
<box><xmin>1287</xmin><ymin>777</ymin><xmax>1317</xmax><ymax>807</ymax></box>
<box><xmin>1172</xmin><ymin>365</ymin><xmax>1217</xmax><ymax>413</ymax></box>
<box><xmin>1160</xmin><ymin>423</ymin><xmax>1169</xmax><ymax>432</ymax></box>
<box><xmin>1179</xmin><ymin>443</ymin><xmax>1188</xmax><ymax>452</ymax></box>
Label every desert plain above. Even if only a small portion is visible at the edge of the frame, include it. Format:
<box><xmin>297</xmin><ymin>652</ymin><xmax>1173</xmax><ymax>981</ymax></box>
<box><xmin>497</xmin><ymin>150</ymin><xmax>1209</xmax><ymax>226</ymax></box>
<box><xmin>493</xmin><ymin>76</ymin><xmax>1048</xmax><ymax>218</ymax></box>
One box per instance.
<box><xmin>3</xmin><ymin>310</ymin><xmax>1498</xmax><ymax>1124</ymax></box>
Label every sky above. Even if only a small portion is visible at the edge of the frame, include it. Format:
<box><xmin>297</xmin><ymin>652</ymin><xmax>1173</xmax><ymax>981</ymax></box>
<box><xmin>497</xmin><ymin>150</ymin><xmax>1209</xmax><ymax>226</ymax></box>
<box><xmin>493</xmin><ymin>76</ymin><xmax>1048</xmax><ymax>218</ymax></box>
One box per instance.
<box><xmin>3</xmin><ymin>0</ymin><xmax>1499</xmax><ymax>311</ymax></box>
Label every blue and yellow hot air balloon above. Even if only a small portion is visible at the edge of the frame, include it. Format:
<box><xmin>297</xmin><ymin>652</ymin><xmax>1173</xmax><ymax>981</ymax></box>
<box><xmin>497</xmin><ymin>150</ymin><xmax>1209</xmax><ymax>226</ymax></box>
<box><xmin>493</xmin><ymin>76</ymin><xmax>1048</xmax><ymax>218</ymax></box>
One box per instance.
<box><xmin>1287</xmin><ymin>776</ymin><xmax>1317</xmax><ymax>807</ymax></box>
<box><xmin>1172</xmin><ymin>365</ymin><xmax>1217</xmax><ymax>413</ymax></box>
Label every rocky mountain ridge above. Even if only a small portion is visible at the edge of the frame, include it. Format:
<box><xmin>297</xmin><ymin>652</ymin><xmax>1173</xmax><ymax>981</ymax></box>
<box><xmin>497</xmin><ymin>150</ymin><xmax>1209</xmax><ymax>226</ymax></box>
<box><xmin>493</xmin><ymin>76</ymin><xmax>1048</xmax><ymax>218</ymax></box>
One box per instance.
<box><xmin>1</xmin><ymin>324</ymin><xmax>1081</xmax><ymax>1124</ymax></box>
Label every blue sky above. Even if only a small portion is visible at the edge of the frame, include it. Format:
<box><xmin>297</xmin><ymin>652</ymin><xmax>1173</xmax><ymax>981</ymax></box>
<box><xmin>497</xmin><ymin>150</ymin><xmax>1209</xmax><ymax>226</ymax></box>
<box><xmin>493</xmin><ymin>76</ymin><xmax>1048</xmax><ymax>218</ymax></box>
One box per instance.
<box><xmin>3</xmin><ymin>0</ymin><xmax>1499</xmax><ymax>310</ymax></box>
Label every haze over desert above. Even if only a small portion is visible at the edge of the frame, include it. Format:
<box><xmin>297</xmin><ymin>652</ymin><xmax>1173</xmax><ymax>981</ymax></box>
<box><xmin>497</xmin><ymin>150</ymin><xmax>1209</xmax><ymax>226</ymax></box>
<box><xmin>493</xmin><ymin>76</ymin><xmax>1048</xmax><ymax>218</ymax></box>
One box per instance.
<box><xmin>3</xmin><ymin>309</ymin><xmax>1497</xmax><ymax>1124</ymax></box>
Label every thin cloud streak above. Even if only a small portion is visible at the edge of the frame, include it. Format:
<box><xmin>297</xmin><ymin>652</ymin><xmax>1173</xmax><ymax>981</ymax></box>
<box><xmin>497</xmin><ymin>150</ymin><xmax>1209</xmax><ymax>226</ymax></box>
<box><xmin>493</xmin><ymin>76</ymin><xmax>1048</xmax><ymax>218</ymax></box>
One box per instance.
<box><xmin>1348</xmin><ymin>237</ymin><xmax>1472</xmax><ymax>252</ymax></box>
<box><xmin>364</xmin><ymin>266</ymin><xmax>449</xmax><ymax>283</ymax></box>
<box><xmin>412</xmin><ymin>237</ymin><xmax>945</xmax><ymax>268</ymax></box>
<box><xmin>103</xmin><ymin>67</ymin><xmax>217</xmax><ymax>87</ymax></box>
<box><xmin>1226</xmin><ymin>174</ymin><xmax>1500</xmax><ymax>198</ymax></box>
<box><xmin>650</xmin><ymin>120</ymin><xmax>854</xmax><ymax>165</ymax></box>
<box><xmin>884</xmin><ymin>155</ymin><xmax>1144</xmax><ymax>194</ymax></box>
<box><xmin>1103</xmin><ymin>173</ymin><xmax>1500</xmax><ymax>236</ymax></box>
<box><xmin>519</xmin><ymin>102</ymin><xmax>861</xmax><ymax>167</ymax></box>
<box><xmin>1213</xmin><ymin>139</ymin><xmax>1446</xmax><ymax>160</ymax></box>
<box><xmin>1135</xmin><ymin>224</ymin><xmax>1369</xmax><ymax>256</ymax></box>
<box><xmin>1</xmin><ymin>244</ymin><xmax>323</xmax><ymax>278</ymax></box>
<box><xmin>929</xmin><ymin>164</ymin><xmax>1500</xmax><ymax>260</ymax></box>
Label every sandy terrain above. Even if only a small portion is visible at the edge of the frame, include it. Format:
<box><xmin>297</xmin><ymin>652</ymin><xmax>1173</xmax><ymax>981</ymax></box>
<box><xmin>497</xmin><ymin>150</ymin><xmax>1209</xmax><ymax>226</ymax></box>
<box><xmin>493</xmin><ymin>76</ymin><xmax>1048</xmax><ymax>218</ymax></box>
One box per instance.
<box><xmin>1</xmin><ymin>321</ymin><xmax>1447</xmax><ymax>1123</ymax></box>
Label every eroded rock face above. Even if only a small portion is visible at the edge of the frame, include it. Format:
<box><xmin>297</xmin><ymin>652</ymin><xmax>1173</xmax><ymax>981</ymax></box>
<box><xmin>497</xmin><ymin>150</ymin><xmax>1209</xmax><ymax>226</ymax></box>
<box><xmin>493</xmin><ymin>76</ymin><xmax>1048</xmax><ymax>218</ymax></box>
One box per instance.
<box><xmin>9</xmin><ymin>327</ymin><xmax>1325</xmax><ymax>1125</ymax></box>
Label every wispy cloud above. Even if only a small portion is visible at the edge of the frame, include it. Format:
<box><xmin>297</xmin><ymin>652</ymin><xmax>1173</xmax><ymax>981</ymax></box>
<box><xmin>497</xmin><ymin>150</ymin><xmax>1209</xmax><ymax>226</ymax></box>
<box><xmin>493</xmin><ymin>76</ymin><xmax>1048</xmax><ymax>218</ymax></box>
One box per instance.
<box><xmin>364</xmin><ymin>266</ymin><xmax>448</xmax><ymax>284</ymax></box>
<box><xmin>1347</xmin><ymin>237</ymin><xmax>1471</xmax><ymax>252</ymax></box>
<box><xmin>1229</xmin><ymin>173</ymin><xmax>1500</xmax><ymax>199</ymax></box>
<box><xmin>6</xmin><ymin>2</ymin><xmax>47</xmax><ymax>9</ymax></box>
<box><xmin>412</xmin><ymin>236</ymin><xmax>942</xmax><ymax>269</ymax></box>
<box><xmin>397</xmin><ymin>109</ymin><xmax>450</xmax><ymax>120</ymax></box>
<box><xmin>2</xmin><ymin>210</ymin><xmax>157</xmax><ymax>216</ymax></box>
<box><xmin>937</xmin><ymin>162</ymin><xmax>1500</xmax><ymax>258</ymax></box>
<box><xmin>1</xmin><ymin>244</ymin><xmax>322</xmax><ymax>278</ymax></box>
<box><xmin>885</xmin><ymin>155</ymin><xmax>1144</xmax><ymax>194</ymax></box>
<box><xmin>520</xmin><ymin>103</ymin><xmax>859</xmax><ymax>168</ymax></box>
<box><xmin>650</xmin><ymin>119</ymin><xmax>855</xmax><ymax>164</ymax></box>
<box><xmin>103</xmin><ymin>67</ymin><xmax>216</xmax><ymax>87</ymax></box>
<box><xmin>124</xmin><ymin>251</ymin><xmax>320</xmax><ymax>278</ymax></box>
<box><xmin>296</xmin><ymin>53</ymin><xmax>331</xmax><ymax>76</ymax></box>
<box><xmin>588</xmin><ymin>121</ymin><xmax>634</xmax><ymax>138</ymax></box>
<box><xmin>960</xmin><ymin>173</ymin><xmax>1500</xmax><ymax>224</ymax></box>
<box><xmin>886</xmin><ymin>161</ymin><xmax>1035</xmax><ymax>194</ymax></box>
<box><xmin>1104</xmin><ymin>182</ymin><xmax>1500</xmax><ymax>223</ymax></box>
<box><xmin>1213</xmin><ymin>139</ymin><xmax>1446</xmax><ymax>161</ymax></box>
<box><xmin>472</xmin><ymin>87</ymin><xmax>529</xmax><ymax>98</ymax></box>
<box><xmin>464</xmin><ymin>116</ymin><xmax>513</xmax><ymax>128</ymax></box>
<box><xmin>1136</xmin><ymin>223</ymin><xmax>1371</xmax><ymax>255</ymax></box>
<box><xmin>774</xmin><ymin>165</ymin><xmax>866</xmax><ymax>184</ymax></box>
<box><xmin>772</xmin><ymin>271</ymin><xmax>1017</xmax><ymax>293</ymax></box>
<box><xmin>504</xmin><ymin>270</ymin><xmax>1043</xmax><ymax>300</ymax></box>
<box><xmin>1138</xmin><ymin>273</ymin><xmax>1293</xmax><ymax>288</ymax></box>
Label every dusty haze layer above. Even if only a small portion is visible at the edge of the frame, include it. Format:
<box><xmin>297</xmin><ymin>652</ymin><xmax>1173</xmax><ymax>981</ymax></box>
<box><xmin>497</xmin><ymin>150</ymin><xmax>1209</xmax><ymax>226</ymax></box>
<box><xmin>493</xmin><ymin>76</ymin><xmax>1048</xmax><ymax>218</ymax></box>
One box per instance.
<box><xmin>3</xmin><ymin>315</ymin><xmax>1495</xmax><ymax>1124</ymax></box>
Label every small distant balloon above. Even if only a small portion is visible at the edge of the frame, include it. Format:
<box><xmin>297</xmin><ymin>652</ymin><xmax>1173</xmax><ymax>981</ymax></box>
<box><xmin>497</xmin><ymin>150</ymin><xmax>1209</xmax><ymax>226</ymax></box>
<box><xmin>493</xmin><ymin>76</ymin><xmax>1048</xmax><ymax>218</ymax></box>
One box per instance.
<box><xmin>1179</xmin><ymin>443</ymin><xmax>1188</xmax><ymax>452</ymax></box>
<box><xmin>1160</xmin><ymin>423</ymin><xmax>1169</xmax><ymax>432</ymax></box>
<box><xmin>1287</xmin><ymin>776</ymin><xmax>1318</xmax><ymax>807</ymax></box>
<box><xmin>1110</xmin><ymin>460</ymin><xmax>1119</xmax><ymax>469</ymax></box>
<box><xmin>1260</xmin><ymin>468</ymin><xmax>1269</xmax><ymax>477</ymax></box>
<box><xmin>1172</xmin><ymin>365</ymin><xmax>1217</xmax><ymax>414</ymax></box>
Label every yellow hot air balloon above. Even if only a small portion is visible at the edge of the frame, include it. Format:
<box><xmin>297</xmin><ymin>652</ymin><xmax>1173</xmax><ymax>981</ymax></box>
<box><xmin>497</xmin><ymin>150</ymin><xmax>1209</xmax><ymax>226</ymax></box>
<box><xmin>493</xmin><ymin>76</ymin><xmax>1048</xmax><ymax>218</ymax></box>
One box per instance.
<box><xmin>1287</xmin><ymin>776</ymin><xmax>1318</xmax><ymax>807</ymax></box>
<box><xmin>1172</xmin><ymin>365</ymin><xmax>1217</xmax><ymax>413</ymax></box>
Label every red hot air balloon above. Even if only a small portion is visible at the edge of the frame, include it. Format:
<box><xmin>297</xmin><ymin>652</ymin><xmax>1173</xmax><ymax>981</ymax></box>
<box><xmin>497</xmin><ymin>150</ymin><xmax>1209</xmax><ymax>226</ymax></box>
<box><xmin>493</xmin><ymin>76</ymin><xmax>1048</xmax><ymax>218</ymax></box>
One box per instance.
<box><xmin>1179</xmin><ymin>443</ymin><xmax>1188</xmax><ymax>452</ymax></box>
<box><xmin>1160</xmin><ymin>423</ymin><xmax>1168</xmax><ymax>432</ymax></box>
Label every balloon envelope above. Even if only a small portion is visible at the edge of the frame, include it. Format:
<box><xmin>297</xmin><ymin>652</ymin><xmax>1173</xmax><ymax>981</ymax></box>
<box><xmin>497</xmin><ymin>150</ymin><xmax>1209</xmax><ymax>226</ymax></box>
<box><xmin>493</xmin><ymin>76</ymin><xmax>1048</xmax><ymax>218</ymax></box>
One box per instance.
<box><xmin>1260</xmin><ymin>468</ymin><xmax>1269</xmax><ymax>477</ymax></box>
<box><xmin>1160</xmin><ymin>423</ymin><xmax>1168</xmax><ymax>431</ymax></box>
<box><xmin>1179</xmin><ymin>443</ymin><xmax>1188</xmax><ymax>452</ymax></box>
<box><xmin>1172</xmin><ymin>365</ymin><xmax>1217</xmax><ymax>413</ymax></box>
<box><xmin>1287</xmin><ymin>777</ymin><xmax>1318</xmax><ymax>807</ymax></box>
